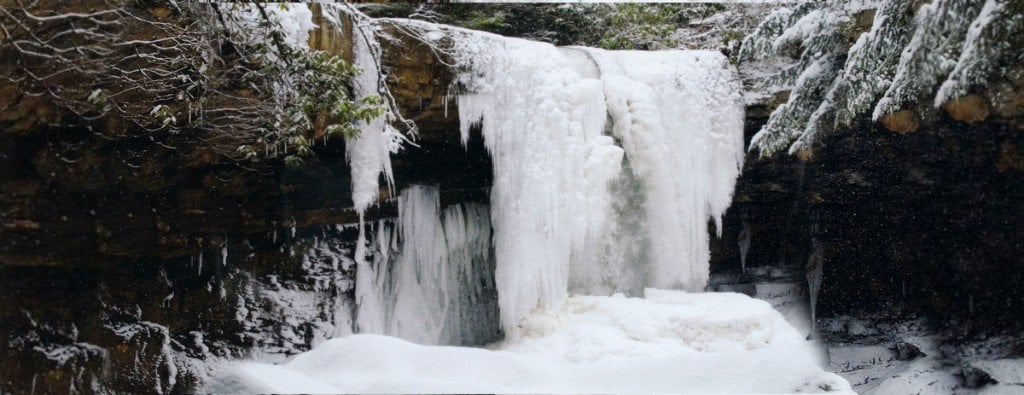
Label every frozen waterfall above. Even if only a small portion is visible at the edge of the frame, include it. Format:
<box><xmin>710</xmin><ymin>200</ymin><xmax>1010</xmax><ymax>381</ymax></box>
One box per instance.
<box><xmin>451</xmin><ymin>29</ymin><xmax>745</xmax><ymax>336</ymax></box>
<box><xmin>208</xmin><ymin>16</ymin><xmax>852</xmax><ymax>394</ymax></box>
<box><xmin>341</xmin><ymin>18</ymin><xmax>745</xmax><ymax>342</ymax></box>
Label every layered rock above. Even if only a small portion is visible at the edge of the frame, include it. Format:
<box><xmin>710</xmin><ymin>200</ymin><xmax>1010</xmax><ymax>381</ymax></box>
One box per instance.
<box><xmin>712</xmin><ymin>0</ymin><xmax>1024</xmax><ymax>367</ymax></box>
<box><xmin>0</xmin><ymin>3</ymin><xmax>486</xmax><ymax>393</ymax></box>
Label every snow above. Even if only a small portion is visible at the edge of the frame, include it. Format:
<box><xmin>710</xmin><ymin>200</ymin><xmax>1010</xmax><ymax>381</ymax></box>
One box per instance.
<box><xmin>773</xmin><ymin>9</ymin><xmax>826</xmax><ymax>51</ymax></box>
<box><xmin>827</xmin><ymin>0</ymin><xmax>914</xmax><ymax>130</ymax></box>
<box><xmin>224</xmin><ymin>3</ymin><xmax>316</xmax><ymax>53</ymax></box>
<box><xmin>208</xmin><ymin>290</ymin><xmax>851</xmax><ymax>394</ymax></box>
<box><xmin>746</xmin><ymin>0</ymin><xmax>1021</xmax><ymax>156</ymax></box>
<box><xmin>826</xmin><ymin>334</ymin><xmax>962</xmax><ymax>394</ymax></box>
<box><xmin>969</xmin><ymin>359</ymin><xmax>1024</xmax><ymax>387</ymax></box>
<box><xmin>107</xmin><ymin>321</ymin><xmax>178</xmax><ymax>393</ymax></box>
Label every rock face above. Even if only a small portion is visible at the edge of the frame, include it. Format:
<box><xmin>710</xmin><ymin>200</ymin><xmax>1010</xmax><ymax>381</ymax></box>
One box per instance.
<box><xmin>0</xmin><ymin>4</ymin><xmax>489</xmax><ymax>393</ymax></box>
<box><xmin>714</xmin><ymin>64</ymin><xmax>1024</xmax><ymax>336</ymax></box>
<box><xmin>715</xmin><ymin>0</ymin><xmax>1024</xmax><ymax>336</ymax></box>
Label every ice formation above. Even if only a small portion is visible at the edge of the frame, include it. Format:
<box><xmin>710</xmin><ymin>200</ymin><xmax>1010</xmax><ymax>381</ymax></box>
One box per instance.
<box><xmin>202</xmin><ymin>14</ymin><xmax>843</xmax><ymax>393</ymax></box>
<box><xmin>355</xmin><ymin>186</ymin><xmax>498</xmax><ymax>346</ymax></box>
<box><xmin>345</xmin><ymin>23</ymin><xmax>401</xmax><ymax>217</ymax></box>
<box><xmin>449</xmin><ymin>27</ymin><xmax>744</xmax><ymax>336</ymax></box>
<box><xmin>738</xmin><ymin>221</ymin><xmax>752</xmax><ymax>273</ymax></box>
<box><xmin>336</xmin><ymin>15</ymin><xmax>417</xmax><ymax>323</ymax></box>
<box><xmin>580</xmin><ymin>48</ymin><xmax>745</xmax><ymax>291</ymax></box>
<box><xmin>453</xmin><ymin>32</ymin><xmax>625</xmax><ymax>336</ymax></box>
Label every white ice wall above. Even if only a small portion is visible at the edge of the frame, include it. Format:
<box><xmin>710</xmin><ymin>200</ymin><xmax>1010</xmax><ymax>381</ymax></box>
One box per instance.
<box><xmin>447</xmin><ymin>27</ymin><xmax>745</xmax><ymax>338</ymax></box>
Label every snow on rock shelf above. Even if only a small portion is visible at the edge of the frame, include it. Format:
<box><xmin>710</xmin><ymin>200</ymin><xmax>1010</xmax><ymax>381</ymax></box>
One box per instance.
<box><xmin>208</xmin><ymin>290</ymin><xmax>851</xmax><ymax>394</ymax></box>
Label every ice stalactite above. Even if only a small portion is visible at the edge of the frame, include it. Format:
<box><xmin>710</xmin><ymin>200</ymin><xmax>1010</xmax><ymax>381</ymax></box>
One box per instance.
<box><xmin>453</xmin><ymin>33</ymin><xmax>626</xmax><ymax>337</ymax></box>
<box><xmin>326</xmin><ymin>6</ymin><xmax>410</xmax><ymax>281</ymax></box>
<box><xmin>346</xmin><ymin>27</ymin><xmax>400</xmax><ymax>216</ymax></box>
<box><xmin>354</xmin><ymin>219</ymin><xmax>395</xmax><ymax>337</ymax></box>
<box><xmin>806</xmin><ymin>240</ymin><xmax>824</xmax><ymax>324</ymax></box>
<box><xmin>333</xmin><ymin>6</ymin><xmax>419</xmax><ymax>221</ymax></box>
<box><xmin>355</xmin><ymin>186</ymin><xmax>498</xmax><ymax>346</ymax></box>
<box><xmin>739</xmin><ymin>221</ymin><xmax>752</xmax><ymax>274</ymax></box>
<box><xmin>446</xmin><ymin>27</ymin><xmax>745</xmax><ymax>337</ymax></box>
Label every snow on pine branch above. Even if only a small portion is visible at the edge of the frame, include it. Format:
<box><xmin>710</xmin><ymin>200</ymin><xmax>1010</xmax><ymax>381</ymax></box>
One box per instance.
<box><xmin>742</xmin><ymin>0</ymin><xmax>1024</xmax><ymax>158</ymax></box>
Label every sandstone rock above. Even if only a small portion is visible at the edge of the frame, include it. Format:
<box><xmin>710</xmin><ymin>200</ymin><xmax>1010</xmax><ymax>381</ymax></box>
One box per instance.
<box><xmin>148</xmin><ymin>7</ymin><xmax>171</xmax><ymax>20</ymax></box>
<box><xmin>308</xmin><ymin>4</ymin><xmax>354</xmax><ymax>63</ymax></box>
<box><xmin>306</xmin><ymin>7</ymin><xmax>458</xmax><ymax>137</ymax></box>
<box><xmin>0</xmin><ymin>86</ymin><xmax>59</xmax><ymax>136</ymax></box>
<box><xmin>793</xmin><ymin>147</ymin><xmax>815</xmax><ymax>162</ymax></box>
<box><xmin>879</xmin><ymin>109</ymin><xmax>920</xmax><ymax>134</ymax></box>
<box><xmin>200</xmin><ymin>168</ymin><xmax>264</xmax><ymax>198</ymax></box>
<box><xmin>942</xmin><ymin>94</ymin><xmax>990</xmax><ymax>123</ymax></box>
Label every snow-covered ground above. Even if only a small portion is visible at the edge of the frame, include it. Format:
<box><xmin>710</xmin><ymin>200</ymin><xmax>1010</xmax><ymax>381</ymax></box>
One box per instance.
<box><xmin>207</xmin><ymin>289</ymin><xmax>851</xmax><ymax>394</ymax></box>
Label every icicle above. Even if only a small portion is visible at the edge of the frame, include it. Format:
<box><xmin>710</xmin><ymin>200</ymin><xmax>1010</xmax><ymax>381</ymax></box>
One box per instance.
<box><xmin>328</xmin><ymin>8</ymin><xmax>412</xmax><ymax>283</ymax></box>
<box><xmin>343</xmin><ymin>10</ymin><xmax>405</xmax><ymax>215</ymax></box>
<box><xmin>738</xmin><ymin>221</ymin><xmax>752</xmax><ymax>274</ymax></box>
<box><xmin>354</xmin><ymin>186</ymin><xmax>496</xmax><ymax>346</ymax></box>
<box><xmin>806</xmin><ymin>240</ymin><xmax>824</xmax><ymax>324</ymax></box>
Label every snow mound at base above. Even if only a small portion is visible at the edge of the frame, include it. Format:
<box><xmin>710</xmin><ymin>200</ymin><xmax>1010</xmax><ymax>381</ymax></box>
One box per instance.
<box><xmin>207</xmin><ymin>290</ymin><xmax>852</xmax><ymax>394</ymax></box>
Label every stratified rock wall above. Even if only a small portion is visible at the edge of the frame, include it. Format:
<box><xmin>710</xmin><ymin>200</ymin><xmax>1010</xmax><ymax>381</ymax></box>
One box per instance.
<box><xmin>713</xmin><ymin>0</ymin><xmax>1024</xmax><ymax>330</ymax></box>
<box><xmin>0</xmin><ymin>3</ymin><xmax>488</xmax><ymax>393</ymax></box>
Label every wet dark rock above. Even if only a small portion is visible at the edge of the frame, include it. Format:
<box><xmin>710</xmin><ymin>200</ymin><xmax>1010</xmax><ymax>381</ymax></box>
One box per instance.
<box><xmin>711</xmin><ymin>102</ymin><xmax>1024</xmax><ymax>334</ymax></box>
<box><xmin>894</xmin><ymin>339</ymin><xmax>924</xmax><ymax>361</ymax></box>
<box><xmin>962</xmin><ymin>362</ymin><xmax>997</xmax><ymax>389</ymax></box>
